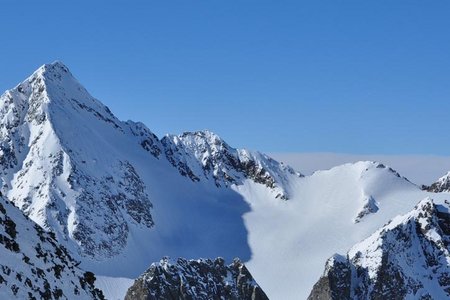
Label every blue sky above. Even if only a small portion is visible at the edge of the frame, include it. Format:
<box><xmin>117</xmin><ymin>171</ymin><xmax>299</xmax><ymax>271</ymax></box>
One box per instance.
<box><xmin>1</xmin><ymin>1</ymin><xmax>450</xmax><ymax>154</ymax></box>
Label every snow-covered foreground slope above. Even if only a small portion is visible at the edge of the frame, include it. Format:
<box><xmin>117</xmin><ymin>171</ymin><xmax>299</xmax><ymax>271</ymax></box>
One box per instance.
<box><xmin>0</xmin><ymin>195</ymin><xmax>104</xmax><ymax>299</ymax></box>
<box><xmin>309</xmin><ymin>197</ymin><xmax>450</xmax><ymax>299</ymax></box>
<box><xmin>2</xmin><ymin>62</ymin><xmax>450</xmax><ymax>299</ymax></box>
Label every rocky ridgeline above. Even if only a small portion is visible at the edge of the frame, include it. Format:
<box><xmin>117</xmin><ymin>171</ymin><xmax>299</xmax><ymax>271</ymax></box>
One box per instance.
<box><xmin>309</xmin><ymin>198</ymin><xmax>450</xmax><ymax>299</ymax></box>
<box><xmin>125</xmin><ymin>257</ymin><xmax>269</xmax><ymax>300</ymax></box>
<box><xmin>424</xmin><ymin>172</ymin><xmax>450</xmax><ymax>193</ymax></box>
<box><xmin>162</xmin><ymin>130</ymin><xmax>300</xmax><ymax>200</ymax></box>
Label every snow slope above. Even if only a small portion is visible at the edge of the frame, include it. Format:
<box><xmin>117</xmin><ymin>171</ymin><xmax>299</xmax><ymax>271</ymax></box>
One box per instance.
<box><xmin>95</xmin><ymin>276</ymin><xmax>134</xmax><ymax>300</ymax></box>
<box><xmin>236</xmin><ymin>161</ymin><xmax>450</xmax><ymax>299</ymax></box>
<box><xmin>2</xmin><ymin>62</ymin><xmax>450</xmax><ymax>299</ymax></box>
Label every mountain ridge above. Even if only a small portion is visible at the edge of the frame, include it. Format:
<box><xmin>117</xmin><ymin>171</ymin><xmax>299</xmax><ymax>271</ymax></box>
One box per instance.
<box><xmin>0</xmin><ymin>192</ymin><xmax>104</xmax><ymax>299</ymax></box>
<box><xmin>2</xmin><ymin>62</ymin><xmax>450</xmax><ymax>299</ymax></box>
<box><xmin>309</xmin><ymin>197</ymin><xmax>450</xmax><ymax>299</ymax></box>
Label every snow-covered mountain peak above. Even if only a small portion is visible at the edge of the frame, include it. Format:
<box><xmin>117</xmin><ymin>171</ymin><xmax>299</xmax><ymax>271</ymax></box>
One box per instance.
<box><xmin>309</xmin><ymin>197</ymin><xmax>450</xmax><ymax>299</ymax></box>
<box><xmin>425</xmin><ymin>171</ymin><xmax>450</xmax><ymax>193</ymax></box>
<box><xmin>9</xmin><ymin>61</ymin><xmax>121</xmax><ymax>131</ymax></box>
<box><xmin>0</xmin><ymin>63</ymin><xmax>156</xmax><ymax>260</ymax></box>
<box><xmin>33</xmin><ymin>61</ymin><xmax>71</xmax><ymax>79</ymax></box>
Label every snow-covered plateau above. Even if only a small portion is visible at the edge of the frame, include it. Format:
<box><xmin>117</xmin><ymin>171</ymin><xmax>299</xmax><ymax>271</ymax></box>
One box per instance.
<box><xmin>1</xmin><ymin>62</ymin><xmax>449</xmax><ymax>299</ymax></box>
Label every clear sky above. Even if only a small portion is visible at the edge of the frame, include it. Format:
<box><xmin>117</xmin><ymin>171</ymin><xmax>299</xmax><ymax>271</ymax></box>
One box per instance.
<box><xmin>1</xmin><ymin>1</ymin><xmax>450</xmax><ymax>154</ymax></box>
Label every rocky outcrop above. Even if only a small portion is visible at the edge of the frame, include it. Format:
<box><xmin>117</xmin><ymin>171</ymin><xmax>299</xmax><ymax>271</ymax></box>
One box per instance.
<box><xmin>424</xmin><ymin>172</ymin><xmax>450</xmax><ymax>193</ymax></box>
<box><xmin>354</xmin><ymin>195</ymin><xmax>379</xmax><ymax>223</ymax></box>
<box><xmin>309</xmin><ymin>198</ymin><xmax>450</xmax><ymax>299</ymax></box>
<box><xmin>0</xmin><ymin>195</ymin><xmax>104</xmax><ymax>299</ymax></box>
<box><xmin>162</xmin><ymin>131</ymin><xmax>300</xmax><ymax>199</ymax></box>
<box><xmin>308</xmin><ymin>255</ymin><xmax>351</xmax><ymax>300</ymax></box>
<box><xmin>125</xmin><ymin>257</ymin><xmax>269</xmax><ymax>300</ymax></box>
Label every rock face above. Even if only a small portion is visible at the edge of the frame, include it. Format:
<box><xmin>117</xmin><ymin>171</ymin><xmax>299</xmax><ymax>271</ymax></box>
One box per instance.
<box><xmin>309</xmin><ymin>198</ymin><xmax>450</xmax><ymax>299</ymax></box>
<box><xmin>125</xmin><ymin>257</ymin><xmax>269</xmax><ymax>300</ymax></box>
<box><xmin>354</xmin><ymin>195</ymin><xmax>379</xmax><ymax>223</ymax></box>
<box><xmin>425</xmin><ymin>172</ymin><xmax>450</xmax><ymax>193</ymax></box>
<box><xmin>0</xmin><ymin>194</ymin><xmax>104</xmax><ymax>299</ymax></box>
<box><xmin>162</xmin><ymin>130</ymin><xmax>301</xmax><ymax>200</ymax></box>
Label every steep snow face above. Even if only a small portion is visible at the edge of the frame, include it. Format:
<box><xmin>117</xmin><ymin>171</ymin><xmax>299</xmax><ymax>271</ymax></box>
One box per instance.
<box><xmin>162</xmin><ymin>130</ymin><xmax>300</xmax><ymax>199</ymax></box>
<box><xmin>425</xmin><ymin>171</ymin><xmax>450</xmax><ymax>193</ymax></box>
<box><xmin>0</xmin><ymin>62</ymin><xmax>155</xmax><ymax>259</ymax></box>
<box><xmin>0</xmin><ymin>195</ymin><xmax>104</xmax><ymax>299</ymax></box>
<box><xmin>309</xmin><ymin>198</ymin><xmax>450</xmax><ymax>299</ymax></box>
<box><xmin>125</xmin><ymin>257</ymin><xmax>269</xmax><ymax>300</ymax></box>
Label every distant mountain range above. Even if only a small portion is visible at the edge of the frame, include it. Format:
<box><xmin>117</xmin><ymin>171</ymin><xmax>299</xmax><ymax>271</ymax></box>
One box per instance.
<box><xmin>1</xmin><ymin>62</ymin><xmax>450</xmax><ymax>299</ymax></box>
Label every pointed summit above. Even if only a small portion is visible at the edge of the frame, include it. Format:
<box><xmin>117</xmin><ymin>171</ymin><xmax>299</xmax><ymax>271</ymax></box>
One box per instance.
<box><xmin>3</xmin><ymin>61</ymin><xmax>122</xmax><ymax>131</ymax></box>
<box><xmin>0</xmin><ymin>63</ymin><xmax>156</xmax><ymax>259</ymax></box>
<box><xmin>16</xmin><ymin>61</ymin><xmax>78</xmax><ymax>99</ymax></box>
<box><xmin>425</xmin><ymin>171</ymin><xmax>450</xmax><ymax>193</ymax></box>
<box><xmin>33</xmin><ymin>61</ymin><xmax>72</xmax><ymax>78</ymax></box>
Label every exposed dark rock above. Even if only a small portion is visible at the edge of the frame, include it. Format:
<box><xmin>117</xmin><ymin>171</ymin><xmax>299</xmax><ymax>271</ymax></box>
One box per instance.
<box><xmin>354</xmin><ymin>195</ymin><xmax>379</xmax><ymax>223</ymax></box>
<box><xmin>0</xmin><ymin>193</ymin><xmax>104</xmax><ymax>299</ymax></box>
<box><xmin>125</xmin><ymin>257</ymin><xmax>269</xmax><ymax>300</ymax></box>
<box><xmin>308</xmin><ymin>255</ymin><xmax>351</xmax><ymax>300</ymax></box>
<box><xmin>424</xmin><ymin>172</ymin><xmax>450</xmax><ymax>193</ymax></box>
<box><xmin>162</xmin><ymin>130</ymin><xmax>301</xmax><ymax>200</ymax></box>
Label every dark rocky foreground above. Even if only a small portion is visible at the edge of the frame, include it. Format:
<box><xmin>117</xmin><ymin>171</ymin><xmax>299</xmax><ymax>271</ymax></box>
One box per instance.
<box><xmin>125</xmin><ymin>257</ymin><xmax>269</xmax><ymax>300</ymax></box>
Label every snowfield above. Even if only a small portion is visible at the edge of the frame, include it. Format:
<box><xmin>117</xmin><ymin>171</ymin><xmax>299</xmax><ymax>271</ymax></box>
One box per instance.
<box><xmin>236</xmin><ymin>162</ymin><xmax>450</xmax><ymax>298</ymax></box>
